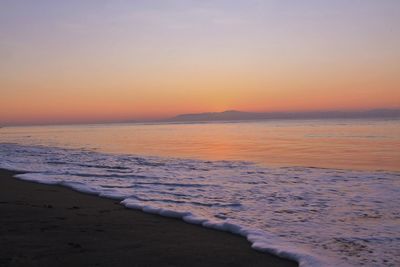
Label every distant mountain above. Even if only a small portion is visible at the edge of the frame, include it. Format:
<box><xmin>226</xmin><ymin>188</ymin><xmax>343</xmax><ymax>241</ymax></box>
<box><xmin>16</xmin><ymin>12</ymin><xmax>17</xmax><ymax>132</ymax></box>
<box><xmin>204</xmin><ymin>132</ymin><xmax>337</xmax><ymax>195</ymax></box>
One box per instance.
<box><xmin>167</xmin><ymin>109</ymin><xmax>400</xmax><ymax>122</ymax></box>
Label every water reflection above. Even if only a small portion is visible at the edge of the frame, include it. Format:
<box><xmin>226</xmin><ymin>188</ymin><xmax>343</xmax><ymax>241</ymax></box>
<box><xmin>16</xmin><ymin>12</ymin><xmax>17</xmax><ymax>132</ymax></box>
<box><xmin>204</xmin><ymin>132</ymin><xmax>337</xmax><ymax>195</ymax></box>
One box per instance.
<box><xmin>1</xmin><ymin>119</ymin><xmax>399</xmax><ymax>171</ymax></box>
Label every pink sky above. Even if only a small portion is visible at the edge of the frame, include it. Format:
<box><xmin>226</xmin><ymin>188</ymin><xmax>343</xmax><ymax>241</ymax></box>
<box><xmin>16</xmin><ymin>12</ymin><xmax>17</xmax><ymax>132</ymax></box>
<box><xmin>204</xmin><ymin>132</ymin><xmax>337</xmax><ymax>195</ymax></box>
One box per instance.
<box><xmin>1</xmin><ymin>1</ymin><xmax>399</xmax><ymax>125</ymax></box>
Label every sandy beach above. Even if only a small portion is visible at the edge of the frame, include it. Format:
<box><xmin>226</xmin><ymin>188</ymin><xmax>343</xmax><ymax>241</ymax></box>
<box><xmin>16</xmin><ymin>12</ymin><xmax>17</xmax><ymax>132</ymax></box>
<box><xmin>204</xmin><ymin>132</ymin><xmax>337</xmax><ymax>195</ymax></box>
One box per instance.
<box><xmin>0</xmin><ymin>169</ymin><xmax>297</xmax><ymax>267</ymax></box>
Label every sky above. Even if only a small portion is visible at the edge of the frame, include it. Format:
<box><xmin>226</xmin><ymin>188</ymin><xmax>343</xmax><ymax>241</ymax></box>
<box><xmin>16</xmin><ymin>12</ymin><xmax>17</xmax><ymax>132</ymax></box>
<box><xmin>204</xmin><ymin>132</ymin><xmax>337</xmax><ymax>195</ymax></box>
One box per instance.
<box><xmin>1</xmin><ymin>0</ymin><xmax>399</xmax><ymax>125</ymax></box>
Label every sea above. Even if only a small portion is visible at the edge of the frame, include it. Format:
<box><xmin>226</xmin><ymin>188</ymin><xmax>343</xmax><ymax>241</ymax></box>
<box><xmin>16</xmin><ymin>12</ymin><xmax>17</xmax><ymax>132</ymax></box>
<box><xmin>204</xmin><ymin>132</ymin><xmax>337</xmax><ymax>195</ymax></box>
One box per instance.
<box><xmin>0</xmin><ymin>119</ymin><xmax>399</xmax><ymax>267</ymax></box>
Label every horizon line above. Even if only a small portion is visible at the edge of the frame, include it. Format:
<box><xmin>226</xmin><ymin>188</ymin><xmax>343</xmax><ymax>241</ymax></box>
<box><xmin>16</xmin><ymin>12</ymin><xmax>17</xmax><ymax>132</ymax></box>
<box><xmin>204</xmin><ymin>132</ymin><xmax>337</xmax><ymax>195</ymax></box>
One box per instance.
<box><xmin>1</xmin><ymin>107</ymin><xmax>400</xmax><ymax>127</ymax></box>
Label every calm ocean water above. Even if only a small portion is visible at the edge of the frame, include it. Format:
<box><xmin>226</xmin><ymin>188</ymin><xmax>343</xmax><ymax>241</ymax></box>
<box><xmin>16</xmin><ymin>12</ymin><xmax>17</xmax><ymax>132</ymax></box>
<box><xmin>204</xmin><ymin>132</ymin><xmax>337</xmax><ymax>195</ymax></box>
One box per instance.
<box><xmin>1</xmin><ymin>119</ymin><xmax>399</xmax><ymax>266</ymax></box>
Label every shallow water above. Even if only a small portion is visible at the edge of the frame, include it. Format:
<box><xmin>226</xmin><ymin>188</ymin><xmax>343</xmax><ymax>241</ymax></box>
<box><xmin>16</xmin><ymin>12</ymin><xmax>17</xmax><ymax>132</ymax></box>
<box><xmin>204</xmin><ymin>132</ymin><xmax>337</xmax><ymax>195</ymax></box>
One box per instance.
<box><xmin>1</xmin><ymin>119</ymin><xmax>400</xmax><ymax>171</ymax></box>
<box><xmin>1</xmin><ymin>119</ymin><xmax>399</xmax><ymax>266</ymax></box>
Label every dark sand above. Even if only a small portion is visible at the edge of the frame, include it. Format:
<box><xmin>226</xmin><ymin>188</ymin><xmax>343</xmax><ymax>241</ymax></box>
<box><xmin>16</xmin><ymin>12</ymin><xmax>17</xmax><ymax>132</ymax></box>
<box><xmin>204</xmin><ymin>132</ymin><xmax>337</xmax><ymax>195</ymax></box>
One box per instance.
<box><xmin>0</xmin><ymin>169</ymin><xmax>297</xmax><ymax>267</ymax></box>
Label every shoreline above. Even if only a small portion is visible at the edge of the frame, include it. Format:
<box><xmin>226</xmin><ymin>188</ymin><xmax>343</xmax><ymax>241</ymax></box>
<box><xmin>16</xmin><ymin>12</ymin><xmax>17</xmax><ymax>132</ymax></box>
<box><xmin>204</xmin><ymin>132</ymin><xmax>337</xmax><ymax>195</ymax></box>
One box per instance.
<box><xmin>0</xmin><ymin>168</ymin><xmax>297</xmax><ymax>267</ymax></box>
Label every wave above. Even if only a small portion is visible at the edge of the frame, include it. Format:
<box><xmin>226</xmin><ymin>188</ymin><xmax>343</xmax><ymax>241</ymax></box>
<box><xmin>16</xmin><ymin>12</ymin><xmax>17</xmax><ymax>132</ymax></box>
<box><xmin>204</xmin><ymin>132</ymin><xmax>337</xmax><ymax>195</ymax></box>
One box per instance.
<box><xmin>1</xmin><ymin>143</ymin><xmax>399</xmax><ymax>266</ymax></box>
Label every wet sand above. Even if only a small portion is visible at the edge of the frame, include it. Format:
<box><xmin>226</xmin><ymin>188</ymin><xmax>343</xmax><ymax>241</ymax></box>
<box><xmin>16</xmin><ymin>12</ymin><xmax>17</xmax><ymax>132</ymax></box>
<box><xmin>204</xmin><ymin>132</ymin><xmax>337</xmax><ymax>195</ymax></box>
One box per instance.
<box><xmin>0</xmin><ymin>169</ymin><xmax>297</xmax><ymax>267</ymax></box>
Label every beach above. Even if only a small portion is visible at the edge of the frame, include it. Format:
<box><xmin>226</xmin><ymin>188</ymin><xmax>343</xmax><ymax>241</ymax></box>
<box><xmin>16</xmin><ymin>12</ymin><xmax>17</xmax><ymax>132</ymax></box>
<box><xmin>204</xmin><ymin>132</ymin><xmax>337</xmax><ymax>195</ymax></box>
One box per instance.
<box><xmin>0</xmin><ymin>169</ymin><xmax>297</xmax><ymax>267</ymax></box>
<box><xmin>2</xmin><ymin>0</ymin><xmax>399</xmax><ymax>266</ymax></box>
<box><xmin>1</xmin><ymin>121</ymin><xmax>399</xmax><ymax>266</ymax></box>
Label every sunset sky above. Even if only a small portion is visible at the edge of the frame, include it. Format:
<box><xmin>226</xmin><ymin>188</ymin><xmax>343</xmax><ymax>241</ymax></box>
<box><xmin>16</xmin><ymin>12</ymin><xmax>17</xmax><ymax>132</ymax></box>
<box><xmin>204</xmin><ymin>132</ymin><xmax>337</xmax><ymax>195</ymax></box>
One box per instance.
<box><xmin>1</xmin><ymin>0</ymin><xmax>399</xmax><ymax>125</ymax></box>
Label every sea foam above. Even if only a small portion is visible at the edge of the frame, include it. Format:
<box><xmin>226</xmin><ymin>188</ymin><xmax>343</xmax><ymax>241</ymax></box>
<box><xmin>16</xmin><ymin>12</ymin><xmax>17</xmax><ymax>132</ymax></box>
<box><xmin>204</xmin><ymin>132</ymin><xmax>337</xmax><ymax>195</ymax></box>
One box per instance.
<box><xmin>1</xmin><ymin>143</ymin><xmax>399</xmax><ymax>267</ymax></box>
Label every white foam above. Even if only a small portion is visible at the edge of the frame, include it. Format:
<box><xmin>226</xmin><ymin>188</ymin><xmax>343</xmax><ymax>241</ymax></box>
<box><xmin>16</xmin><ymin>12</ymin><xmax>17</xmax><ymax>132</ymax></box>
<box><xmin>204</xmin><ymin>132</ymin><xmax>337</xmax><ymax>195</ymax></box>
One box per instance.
<box><xmin>1</xmin><ymin>143</ymin><xmax>399</xmax><ymax>267</ymax></box>
<box><xmin>15</xmin><ymin>173</ymin><xmax>60</xmax><ymax>185</ymax></box>
<box><xmin>182</xmin><ymin>214</ymin><xmax>208</xmax><ymax>225</ymax></box>
<box><xmin>121</xmin><ymin>199</ymin><xmax>144</xmax><ymax>210</ymax></box>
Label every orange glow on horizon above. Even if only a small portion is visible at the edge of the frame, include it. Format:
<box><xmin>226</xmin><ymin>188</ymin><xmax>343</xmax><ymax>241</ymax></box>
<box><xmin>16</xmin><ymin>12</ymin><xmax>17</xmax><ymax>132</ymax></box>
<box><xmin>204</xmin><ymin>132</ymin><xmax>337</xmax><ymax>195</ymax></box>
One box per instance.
<box><xmin>2</xmin><ymin>61</ymin><xmax>399</xmax><ymax>125</ymax></box>
<box><xmin>1</xmin><ymin>1</ymin><xmax>400</xmax><ymax>125</ymax></box>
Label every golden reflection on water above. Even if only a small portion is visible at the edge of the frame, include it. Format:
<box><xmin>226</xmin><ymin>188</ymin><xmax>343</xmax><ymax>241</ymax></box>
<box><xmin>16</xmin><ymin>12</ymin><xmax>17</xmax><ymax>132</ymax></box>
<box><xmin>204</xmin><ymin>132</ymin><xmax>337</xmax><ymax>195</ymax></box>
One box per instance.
<box><xmin>1</xmin><ymin>119</ymin><xmax>399</xmax><ymax>171</ymax></box>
